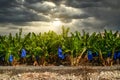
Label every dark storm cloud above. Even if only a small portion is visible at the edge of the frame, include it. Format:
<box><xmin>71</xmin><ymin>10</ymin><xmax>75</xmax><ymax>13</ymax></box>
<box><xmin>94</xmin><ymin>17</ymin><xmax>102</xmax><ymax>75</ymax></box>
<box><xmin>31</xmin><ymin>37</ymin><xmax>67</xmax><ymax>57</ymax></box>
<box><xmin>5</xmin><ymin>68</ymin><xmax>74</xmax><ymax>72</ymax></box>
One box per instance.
<box><xmin>0</xmin><ymin>8</ymin><xmax>50</xmax><ymax>23</ymax></box>
<box><xmin>50</xmin><ymin>4</ymin><xmax>90</xmax><ymax>23</ymax></box>
<box><xmin>82</xmin><ymin>5</ymin><xmax>120</xmax><ymax>30</ymax></box>
<box><xmin>62</xmin><ymin>0</ymin><xmax>120</xmax><ymax>31</ymax></box>
<box><xmin>25</xmin><ymin>0</ymin><xmax>43</xmax><ymax>3</ymax></box>
<box><xmin>65</xmin><ymin>0</ymin><xmax>102</xmax><ymax>8</ymax></box>
<box><xmin>0</xmin><ymin>0</ymin><xmax>50</xmax><ymax>23</ymax></box>
<box><xmin>51</xmin><ymin>0</ymin><xmax>120</xmax><ymax>30</ymax></box>
<box><xmin>25</xmin><ymin>1</ymin><xmax>56</xmax><ymax>14</ymax></box>
<box><xmin>0</xmin><ymin>0</ymin><xmax>90</xmax><ymax>24</ymax></box>
<box><xmin>0</xmin><ymin>0</ymin><xmax>120</xmax><ymax>34</ymax></box>
<box><xmin>53</xmin><ymin>6</ymin><xmax>88</xmax><ymax>19</ymax></box>
<box><xmin>0</xmin><ymin>0</ymin><xmax>15</xmax><ymax>8</ymax></box>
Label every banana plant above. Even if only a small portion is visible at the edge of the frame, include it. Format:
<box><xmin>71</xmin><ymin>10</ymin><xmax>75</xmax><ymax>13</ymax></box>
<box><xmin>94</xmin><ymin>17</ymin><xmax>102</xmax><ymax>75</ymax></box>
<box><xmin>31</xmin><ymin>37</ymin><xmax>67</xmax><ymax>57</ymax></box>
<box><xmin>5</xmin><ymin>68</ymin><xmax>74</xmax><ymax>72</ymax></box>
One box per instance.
<box><xmin>92</xmin><ymin>32</ymin><xmax>107</xmax><ymax>66</ymax></box>
<box><xmin>1</xmin><ymin>26</ymin><xmax>120</xmax><ymax>66</ymax></box>
<box><xmin>75</xmin><ymin>30</ymin><xmax>91</xmax><ymax>65</ymax></box>
<box><xmin>105</xmin><ymin>30</ymin><xmax>120</xmax><ymax>65</ymax></box>
<box><xmin>65</xmin><ymin>31</ymin><xmax>87</xmax><ymax>66</ymax></box>
<box><xmin>0</xmin><ymin>36</ymin><xmax>6</xmax><ymax>64</ymax></box>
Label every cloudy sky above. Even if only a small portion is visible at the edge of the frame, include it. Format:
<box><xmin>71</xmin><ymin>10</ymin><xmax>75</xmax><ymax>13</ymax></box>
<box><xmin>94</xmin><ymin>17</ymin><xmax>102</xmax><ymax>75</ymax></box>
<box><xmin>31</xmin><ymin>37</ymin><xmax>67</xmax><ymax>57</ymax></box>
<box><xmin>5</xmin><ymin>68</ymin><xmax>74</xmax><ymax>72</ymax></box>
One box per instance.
<box><xmin>0</xmin><ymin>0</ymin><xmax>120</xmax><ymax>35</ymax></box>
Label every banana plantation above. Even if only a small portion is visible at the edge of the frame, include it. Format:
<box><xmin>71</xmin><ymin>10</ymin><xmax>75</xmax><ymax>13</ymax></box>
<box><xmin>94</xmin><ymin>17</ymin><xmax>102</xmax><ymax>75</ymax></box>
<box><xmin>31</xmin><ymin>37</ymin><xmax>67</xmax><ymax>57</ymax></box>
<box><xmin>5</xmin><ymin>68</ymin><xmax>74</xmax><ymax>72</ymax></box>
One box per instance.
<box><xmin>0</xmin><ymin>26</ymin><xmax>120</xmax><ymax>66</ymax></box>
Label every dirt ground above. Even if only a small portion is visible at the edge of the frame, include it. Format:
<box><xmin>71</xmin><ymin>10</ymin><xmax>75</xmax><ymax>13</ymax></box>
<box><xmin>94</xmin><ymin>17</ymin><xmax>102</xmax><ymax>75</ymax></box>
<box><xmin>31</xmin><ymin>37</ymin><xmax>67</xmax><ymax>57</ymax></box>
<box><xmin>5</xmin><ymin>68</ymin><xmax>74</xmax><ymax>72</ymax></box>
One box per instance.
<box><xmin>0</xmin><ymin>65</ymin><xmax>120</xmax><ymax>80</ymax></box>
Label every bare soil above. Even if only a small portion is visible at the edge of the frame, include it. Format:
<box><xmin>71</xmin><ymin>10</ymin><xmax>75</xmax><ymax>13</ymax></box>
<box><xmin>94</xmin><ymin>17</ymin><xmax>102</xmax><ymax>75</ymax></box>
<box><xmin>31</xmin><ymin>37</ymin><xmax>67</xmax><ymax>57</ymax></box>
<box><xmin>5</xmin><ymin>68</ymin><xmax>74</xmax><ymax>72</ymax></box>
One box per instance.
<box><xmin>0</xmin><ymin>65</ymin><xmax>120</xmax><ymax>80</ymax></box>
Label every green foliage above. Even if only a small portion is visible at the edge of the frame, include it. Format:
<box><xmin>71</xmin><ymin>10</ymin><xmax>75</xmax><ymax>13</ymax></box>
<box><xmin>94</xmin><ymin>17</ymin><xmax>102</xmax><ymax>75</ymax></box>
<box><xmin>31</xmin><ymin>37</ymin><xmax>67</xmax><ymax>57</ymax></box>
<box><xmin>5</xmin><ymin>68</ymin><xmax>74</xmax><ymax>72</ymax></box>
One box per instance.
<box><xmin>0</xmin><ymin>27</ymin><xmax>120</xmax><ymax>66</ymax></box>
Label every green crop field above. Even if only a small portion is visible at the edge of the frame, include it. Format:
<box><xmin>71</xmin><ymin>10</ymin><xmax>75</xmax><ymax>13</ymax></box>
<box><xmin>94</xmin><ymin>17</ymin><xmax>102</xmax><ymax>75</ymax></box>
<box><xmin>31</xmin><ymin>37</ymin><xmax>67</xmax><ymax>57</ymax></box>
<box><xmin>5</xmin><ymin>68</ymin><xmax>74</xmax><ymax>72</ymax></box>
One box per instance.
<box><xmin>0</xmin><ymin>26</ymin><xmax>120</xmax><ymax>66</ymax></box>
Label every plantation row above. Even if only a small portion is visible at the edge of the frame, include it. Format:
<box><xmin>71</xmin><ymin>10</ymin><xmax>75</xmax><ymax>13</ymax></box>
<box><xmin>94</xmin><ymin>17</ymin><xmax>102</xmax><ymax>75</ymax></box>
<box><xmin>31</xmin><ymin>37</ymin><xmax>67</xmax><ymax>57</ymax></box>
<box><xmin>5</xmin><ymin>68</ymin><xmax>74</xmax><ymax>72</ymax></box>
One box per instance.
<box><xmin>0</xmin><ymin>26</ymin><xmax>120</xmax><ymax>66</ymax></box>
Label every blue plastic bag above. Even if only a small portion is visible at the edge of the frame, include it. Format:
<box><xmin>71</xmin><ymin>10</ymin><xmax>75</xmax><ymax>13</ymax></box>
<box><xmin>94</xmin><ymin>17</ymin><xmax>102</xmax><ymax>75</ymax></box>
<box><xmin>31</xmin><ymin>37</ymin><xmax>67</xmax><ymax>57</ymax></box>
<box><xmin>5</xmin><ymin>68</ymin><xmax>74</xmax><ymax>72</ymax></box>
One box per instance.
<box><xmin>117</xmin><ymin>51</ymin><xmax>120</xmax><ymax>58</ymax></box>
<box><xmin>58</xmin><ymin>47</ymin><xmax>65</xmax><ymax>59</ymax></box>
<box><xmin>21</xmin><ymin>49</ymin><xmax>26</xmax><ymax>58</ymax></box>
<box><xmin>87</xmin><ymin>50</ymin><xmax>93</xmax><ymax>60</ymax></box>
<box><xmin>9</xmin><ymin>54</ymin><xmax>13</xmax><ymax>62</ymax></box>
<box><xmin>113</xmin><ymin>52</ymin><xmax>117</xmax><ymax>60</ymax></box>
